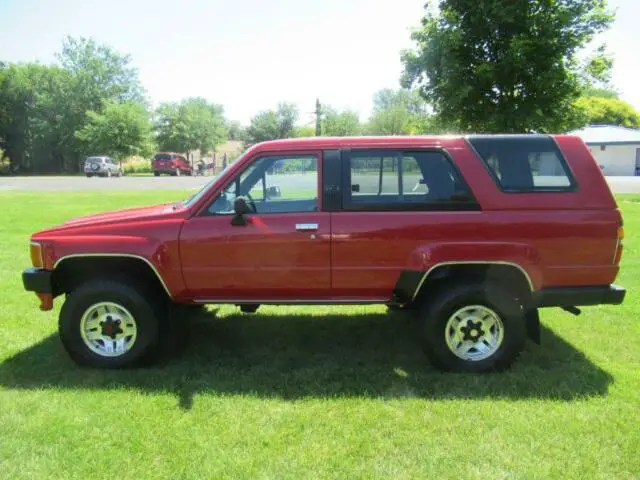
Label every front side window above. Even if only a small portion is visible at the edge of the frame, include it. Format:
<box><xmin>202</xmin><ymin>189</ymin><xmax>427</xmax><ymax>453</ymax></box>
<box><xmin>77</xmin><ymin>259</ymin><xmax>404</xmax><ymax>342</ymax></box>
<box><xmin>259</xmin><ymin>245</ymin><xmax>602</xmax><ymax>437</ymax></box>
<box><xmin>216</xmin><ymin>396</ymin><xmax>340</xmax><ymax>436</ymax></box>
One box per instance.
<box><xmin>345</xmin><ymin>150</ymin><xmax>476</xmax><ymax>210</ymax></box>
<box><xmin>468</xmin><ymin>135</ymin><xmax>575</xmax><ymax>191</ymax></box>
<box><xmin>207</xmin><ymin>155</ymin><xmax>318</xmax><ymax>215</ymax></box>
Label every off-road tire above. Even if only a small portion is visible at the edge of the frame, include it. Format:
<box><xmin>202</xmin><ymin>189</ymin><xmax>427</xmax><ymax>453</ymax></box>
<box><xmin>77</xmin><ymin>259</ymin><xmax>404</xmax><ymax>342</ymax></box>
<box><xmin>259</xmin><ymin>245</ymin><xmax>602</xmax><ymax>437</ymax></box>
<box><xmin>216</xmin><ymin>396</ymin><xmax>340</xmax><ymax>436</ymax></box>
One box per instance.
<box><xmin>59</xmin><ymin>279</ymin><xmax>163</xmax><ymax>368</ymax></box>
<box><xmin>420</xmin><ymin>282</ymin><xmax>526</xmax><ymax>373</ymax></box>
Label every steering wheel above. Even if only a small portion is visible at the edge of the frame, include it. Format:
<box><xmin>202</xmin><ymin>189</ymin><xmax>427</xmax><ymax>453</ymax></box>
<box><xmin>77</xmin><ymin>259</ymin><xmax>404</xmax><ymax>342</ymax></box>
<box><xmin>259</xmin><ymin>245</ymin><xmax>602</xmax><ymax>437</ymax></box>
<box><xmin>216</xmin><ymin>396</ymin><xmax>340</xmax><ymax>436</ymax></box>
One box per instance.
<box><xmin>244</xmin><ymin>192</ymin><xmax>258</xmax><ymax>213</ymax></box>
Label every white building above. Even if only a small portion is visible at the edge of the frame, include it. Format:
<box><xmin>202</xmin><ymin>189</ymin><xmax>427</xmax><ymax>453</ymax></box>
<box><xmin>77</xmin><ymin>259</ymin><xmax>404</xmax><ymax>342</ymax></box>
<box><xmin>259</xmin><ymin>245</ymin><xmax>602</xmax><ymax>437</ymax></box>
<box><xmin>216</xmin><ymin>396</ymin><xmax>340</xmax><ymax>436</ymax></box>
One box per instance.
<box><xmin>569</xmin><ymin>125</ymin><xmax>640</xmax><ymax>176</ymax></box>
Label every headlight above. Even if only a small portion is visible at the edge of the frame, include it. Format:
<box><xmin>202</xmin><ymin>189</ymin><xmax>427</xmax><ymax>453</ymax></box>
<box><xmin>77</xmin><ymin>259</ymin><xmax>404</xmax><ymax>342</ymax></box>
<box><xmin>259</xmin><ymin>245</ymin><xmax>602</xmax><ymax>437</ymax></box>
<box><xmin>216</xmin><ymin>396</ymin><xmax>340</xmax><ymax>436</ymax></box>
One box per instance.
<box><xmin>30</xmin><ymin>242</ymin><xmax>44</xmax><ymax>268</ymax></box>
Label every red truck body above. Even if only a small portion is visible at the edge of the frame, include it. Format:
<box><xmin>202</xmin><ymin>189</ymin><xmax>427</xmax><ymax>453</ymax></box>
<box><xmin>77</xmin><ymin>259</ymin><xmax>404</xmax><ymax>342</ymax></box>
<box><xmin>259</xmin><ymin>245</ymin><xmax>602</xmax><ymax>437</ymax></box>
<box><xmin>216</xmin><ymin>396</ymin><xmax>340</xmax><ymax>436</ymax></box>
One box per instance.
<box><xmin>31</xmin><ymin>135</ymin><xmax>622</xmax><ymax>302</ymax></box>
<box><xmin>23</xmin><ymin>134</ymin><xmax>625</xmax><ymax>371</ymax></box>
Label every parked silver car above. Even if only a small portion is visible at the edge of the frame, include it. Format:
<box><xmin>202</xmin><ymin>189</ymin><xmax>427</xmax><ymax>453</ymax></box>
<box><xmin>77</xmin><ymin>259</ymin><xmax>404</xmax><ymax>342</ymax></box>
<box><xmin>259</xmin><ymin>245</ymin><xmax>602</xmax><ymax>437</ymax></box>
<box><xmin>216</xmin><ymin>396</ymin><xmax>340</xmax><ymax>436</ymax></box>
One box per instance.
<box><xmin>84</xmin><ymin>156</ymin><xmax>122</xmax><ymax>177</ymax></box>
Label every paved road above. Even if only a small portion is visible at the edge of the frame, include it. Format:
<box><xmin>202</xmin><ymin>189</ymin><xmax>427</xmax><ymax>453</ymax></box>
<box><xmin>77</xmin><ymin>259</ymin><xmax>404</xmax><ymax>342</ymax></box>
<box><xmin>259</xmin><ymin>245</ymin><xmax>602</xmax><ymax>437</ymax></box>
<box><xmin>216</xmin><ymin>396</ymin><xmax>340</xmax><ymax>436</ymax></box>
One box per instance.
<box><xmin>1</xmin><ymin>175</ymin><xmax>640</xmax><ymax>194</ymax></box>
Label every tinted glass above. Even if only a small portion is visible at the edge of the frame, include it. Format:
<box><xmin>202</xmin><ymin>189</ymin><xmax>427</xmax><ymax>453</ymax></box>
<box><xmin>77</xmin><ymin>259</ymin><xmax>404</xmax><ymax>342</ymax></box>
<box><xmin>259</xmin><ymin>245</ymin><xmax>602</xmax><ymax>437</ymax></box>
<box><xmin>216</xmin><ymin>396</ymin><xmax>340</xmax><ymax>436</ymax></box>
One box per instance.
<box><xmin>154</xmin><ymin>154</ymin><xmax>173</xmax><ymax>161</ymax></box>
<box><xmin>469</xmin><ymin>136</ymin><xmax>574</xmax><ymax>191</ymax></box>
<box><xmin>208</xmin><ymin>155</ymin><xmax>318</xmax><ymax>214</ymax></box>
<box><xmin>346</xmin><ymin>150</ymin><xmax>475</xmax><ymax>209</ymax></box>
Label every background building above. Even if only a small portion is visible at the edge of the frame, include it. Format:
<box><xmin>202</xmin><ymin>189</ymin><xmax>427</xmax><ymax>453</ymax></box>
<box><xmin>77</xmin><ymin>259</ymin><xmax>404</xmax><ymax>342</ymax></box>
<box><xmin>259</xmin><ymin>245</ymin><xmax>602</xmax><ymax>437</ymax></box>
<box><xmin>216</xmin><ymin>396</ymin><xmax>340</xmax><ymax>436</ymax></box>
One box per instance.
<box><xmin>570</xmin><ymin>125</ymin><xmax>640</xmax><ymax>176</ymax></box>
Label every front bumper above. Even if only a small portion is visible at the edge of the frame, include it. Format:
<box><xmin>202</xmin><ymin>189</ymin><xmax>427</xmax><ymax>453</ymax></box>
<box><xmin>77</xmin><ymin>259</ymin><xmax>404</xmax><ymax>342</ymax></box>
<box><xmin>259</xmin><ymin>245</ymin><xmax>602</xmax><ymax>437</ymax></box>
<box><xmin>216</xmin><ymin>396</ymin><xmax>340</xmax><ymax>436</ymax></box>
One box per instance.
<box><xmin>533</xmin><ymin>284</ymin><xmax>626</xmax><ymax>308</ymax></box>
<box><xmin>23</xmin><ymin>268</ymin><xmax>53</xmax><ymax>293</ymax></box>
<box><xmin>23</xmin><ymin>268</ymin><xmax>55</xmax><ymax>310</ymax></box>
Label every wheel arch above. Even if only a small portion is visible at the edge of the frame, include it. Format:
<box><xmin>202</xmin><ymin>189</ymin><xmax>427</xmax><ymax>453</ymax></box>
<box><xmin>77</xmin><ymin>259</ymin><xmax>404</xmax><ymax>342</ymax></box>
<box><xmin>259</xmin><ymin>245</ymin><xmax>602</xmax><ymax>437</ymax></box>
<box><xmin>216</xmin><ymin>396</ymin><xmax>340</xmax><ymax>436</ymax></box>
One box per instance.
<box><xmin>393</xmin><ymin>261</ymin><xmax>535</xmax><ymax>307</ymax></box>
<box><xmin>53</xmin><ymin>254</ymin><xmax>172</xmax><ymax>300</ymax></box>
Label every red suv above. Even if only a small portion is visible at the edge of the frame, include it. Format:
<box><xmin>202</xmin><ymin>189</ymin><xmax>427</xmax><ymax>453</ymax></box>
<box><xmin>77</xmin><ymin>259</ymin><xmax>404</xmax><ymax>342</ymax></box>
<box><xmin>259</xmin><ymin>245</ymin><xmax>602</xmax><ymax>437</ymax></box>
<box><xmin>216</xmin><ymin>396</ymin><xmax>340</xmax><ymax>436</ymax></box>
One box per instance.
<box><xmin>151</xmin><ymin>152</ymin><xmax>191</xmax><ymax>176</ymax></box>
<box><xmin>22</xmin><ymin>135</ymin><xmax>625</xmax><ymax>372</ymax></box>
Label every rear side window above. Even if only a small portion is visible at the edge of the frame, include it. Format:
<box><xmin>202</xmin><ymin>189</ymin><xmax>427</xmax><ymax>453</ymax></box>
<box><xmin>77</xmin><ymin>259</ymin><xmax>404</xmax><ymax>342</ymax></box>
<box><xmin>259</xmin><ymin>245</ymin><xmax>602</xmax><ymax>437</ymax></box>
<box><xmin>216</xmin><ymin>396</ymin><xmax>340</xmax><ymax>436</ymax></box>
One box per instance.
<box><xmin>468</xmin><ymin>135</ymin><xmax>575</xmax><ymax>192</ymax></box>
<box><xmin>344</xmin><ymin>149</ymin><xmax>477</xmax><ymax>211</ymax></box>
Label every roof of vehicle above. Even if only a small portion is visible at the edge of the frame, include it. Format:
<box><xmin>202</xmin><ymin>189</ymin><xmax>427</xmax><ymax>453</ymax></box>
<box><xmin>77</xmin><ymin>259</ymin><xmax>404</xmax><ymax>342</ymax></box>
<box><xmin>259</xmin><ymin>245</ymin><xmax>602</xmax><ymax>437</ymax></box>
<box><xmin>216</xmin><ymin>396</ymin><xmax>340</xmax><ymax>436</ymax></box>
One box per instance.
<box><xmin>254</xmin><ymin>136</ymin><xmax>458</xmax><ymax>149</ymax></box>
<box><xmin>154</xmin><ymin>152</ymin><xmax>185</xmax><ymax>156</ymax></box>
<box><xmin>249</xmin><ymin>134</ymin><xmax>577</xmax><ymax>152</ymax></box>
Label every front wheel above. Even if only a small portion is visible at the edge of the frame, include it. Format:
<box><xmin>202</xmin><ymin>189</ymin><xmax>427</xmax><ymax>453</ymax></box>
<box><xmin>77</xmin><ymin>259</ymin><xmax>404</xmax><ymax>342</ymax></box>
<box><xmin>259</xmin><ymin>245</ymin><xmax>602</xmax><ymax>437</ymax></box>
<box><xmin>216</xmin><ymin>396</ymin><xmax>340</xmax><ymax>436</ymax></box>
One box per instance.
<box><xmin>420</xmin><ymin>282</ymin><xmax>526</xmax><ymax>372</ymax></box>
<box><xmin>153</xmin><ymin>171</ymin><xmax>160</xmax><ymax>177</ymax></box>
<box><xmin>59</xmin><ymin>279</ymin><xmax>162</xmax><ymax>368</ymax></box>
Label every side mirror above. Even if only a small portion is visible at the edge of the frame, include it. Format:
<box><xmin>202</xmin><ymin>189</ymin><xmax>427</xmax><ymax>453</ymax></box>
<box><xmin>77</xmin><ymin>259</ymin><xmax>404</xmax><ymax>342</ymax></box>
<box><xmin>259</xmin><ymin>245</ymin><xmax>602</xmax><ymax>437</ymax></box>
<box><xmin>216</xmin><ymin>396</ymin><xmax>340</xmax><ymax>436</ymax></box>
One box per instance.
<box><xmin>231</xmin><ymin>196</ymin><xmax>251</xmax><ymax>226</ymax></box>
<box><xmin>234</xmin><ymin>196</ymin><xmax>251</xmax><ymax>214</ymax></box>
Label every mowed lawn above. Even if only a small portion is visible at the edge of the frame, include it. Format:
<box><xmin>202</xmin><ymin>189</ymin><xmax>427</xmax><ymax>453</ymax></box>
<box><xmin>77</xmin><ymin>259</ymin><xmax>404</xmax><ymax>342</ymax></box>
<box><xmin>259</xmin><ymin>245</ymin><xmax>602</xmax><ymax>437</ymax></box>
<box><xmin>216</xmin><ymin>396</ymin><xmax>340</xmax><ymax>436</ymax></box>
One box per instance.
<box><xmin>0</xmin><ymin>190</ymin><xmax>638</xmax><ymax>479</ymax></box>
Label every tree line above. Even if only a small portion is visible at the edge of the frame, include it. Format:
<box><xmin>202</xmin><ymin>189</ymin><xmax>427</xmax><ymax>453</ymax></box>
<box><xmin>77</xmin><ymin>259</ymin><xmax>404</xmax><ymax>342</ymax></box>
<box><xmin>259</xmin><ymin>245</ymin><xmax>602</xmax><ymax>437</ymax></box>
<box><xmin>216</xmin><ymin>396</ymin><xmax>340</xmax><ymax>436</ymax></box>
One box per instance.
<box><xmin>1</xmin><ymin>0</ymin><xmax>639</xmax><ymax>174</ymax></box>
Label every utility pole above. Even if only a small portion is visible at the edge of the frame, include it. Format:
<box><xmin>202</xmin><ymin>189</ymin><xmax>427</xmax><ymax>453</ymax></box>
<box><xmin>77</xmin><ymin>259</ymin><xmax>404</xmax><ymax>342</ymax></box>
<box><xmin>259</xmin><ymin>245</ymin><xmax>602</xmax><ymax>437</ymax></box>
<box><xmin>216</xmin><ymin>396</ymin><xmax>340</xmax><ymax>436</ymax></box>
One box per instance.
<box><xmin>315</xmin><ymin>98</ymin><xmax>322</xmax><ymax>136</ymax></box>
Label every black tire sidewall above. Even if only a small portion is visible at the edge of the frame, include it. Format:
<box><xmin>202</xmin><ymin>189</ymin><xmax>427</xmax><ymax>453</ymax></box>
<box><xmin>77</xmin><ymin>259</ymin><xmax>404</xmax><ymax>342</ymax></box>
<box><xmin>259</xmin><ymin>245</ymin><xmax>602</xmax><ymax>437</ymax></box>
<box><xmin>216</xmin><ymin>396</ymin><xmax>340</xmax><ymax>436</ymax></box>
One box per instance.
<box><xmin>422</xmin><ymin>283</ymin><xmax>526</xmax><ymax>372</ymax></box>
<box><xmin>59</xmin><ymin>280</ymin><xmax>160</xmax><ymax>368</ymax></box>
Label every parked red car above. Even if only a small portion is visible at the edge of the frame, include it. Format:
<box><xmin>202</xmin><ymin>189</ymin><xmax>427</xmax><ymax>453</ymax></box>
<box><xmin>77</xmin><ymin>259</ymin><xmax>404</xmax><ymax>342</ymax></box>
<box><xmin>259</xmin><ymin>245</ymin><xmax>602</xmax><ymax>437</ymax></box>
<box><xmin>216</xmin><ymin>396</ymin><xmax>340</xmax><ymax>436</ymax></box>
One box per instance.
<box><xmin>151</xmin><ymin>152</ymin><xmax>191</xmax><ymax>176</ymax></box>
<box><xmin>23</xmin><ymin>135</ymin><xmax>625</xmax><ymax>372</ymax></box>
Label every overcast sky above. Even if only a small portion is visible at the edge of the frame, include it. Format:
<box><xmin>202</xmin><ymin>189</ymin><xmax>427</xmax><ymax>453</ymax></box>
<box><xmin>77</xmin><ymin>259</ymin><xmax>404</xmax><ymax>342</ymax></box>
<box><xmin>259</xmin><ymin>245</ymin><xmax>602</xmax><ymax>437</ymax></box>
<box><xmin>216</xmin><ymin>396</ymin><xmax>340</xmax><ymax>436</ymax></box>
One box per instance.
<box><xmin>1</xmin><ymin>0</ymin><xmax>638</xmax><ymax>125</ymax></box>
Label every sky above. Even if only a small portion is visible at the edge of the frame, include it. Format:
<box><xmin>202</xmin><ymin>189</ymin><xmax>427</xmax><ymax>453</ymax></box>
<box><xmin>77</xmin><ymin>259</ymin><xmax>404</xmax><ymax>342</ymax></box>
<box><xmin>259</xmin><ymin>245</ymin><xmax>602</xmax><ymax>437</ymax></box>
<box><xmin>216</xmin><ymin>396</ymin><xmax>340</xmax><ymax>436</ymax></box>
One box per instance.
<box><xmin>0</xmin><ymin>0</ymin><xmax>638</xmax><ymax>125</ymax></box>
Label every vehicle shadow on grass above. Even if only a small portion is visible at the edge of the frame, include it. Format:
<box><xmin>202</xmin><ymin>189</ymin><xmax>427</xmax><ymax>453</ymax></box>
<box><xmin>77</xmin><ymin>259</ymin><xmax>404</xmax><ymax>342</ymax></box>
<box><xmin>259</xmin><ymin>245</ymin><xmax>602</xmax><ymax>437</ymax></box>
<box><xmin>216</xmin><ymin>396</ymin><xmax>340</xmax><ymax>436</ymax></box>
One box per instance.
<box><xmin>0</xmin><ymin>309</ymin><xmax>612</xmax><ymax>409</ymax></box>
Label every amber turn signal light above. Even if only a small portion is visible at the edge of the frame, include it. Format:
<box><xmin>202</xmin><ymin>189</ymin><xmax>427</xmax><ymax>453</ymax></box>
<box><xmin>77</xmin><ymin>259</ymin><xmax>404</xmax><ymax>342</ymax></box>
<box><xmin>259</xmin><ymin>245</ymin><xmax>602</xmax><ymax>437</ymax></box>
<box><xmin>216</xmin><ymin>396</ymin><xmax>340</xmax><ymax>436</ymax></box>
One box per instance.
<box><xmin>30</xmin><ymin>242</ymin><xmax>43</xmax><ymax>268</ymax></box>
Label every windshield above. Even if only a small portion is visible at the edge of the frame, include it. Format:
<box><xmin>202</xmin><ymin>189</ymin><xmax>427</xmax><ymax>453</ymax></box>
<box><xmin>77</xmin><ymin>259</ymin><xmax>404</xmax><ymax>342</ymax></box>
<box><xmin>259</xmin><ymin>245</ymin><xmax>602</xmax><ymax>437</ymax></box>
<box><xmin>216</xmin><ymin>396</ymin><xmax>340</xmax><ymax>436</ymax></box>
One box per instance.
<box><xmin>182</xmin><ymin>151</ymin><xmax>246</xmax><ymax>207</ymax></box>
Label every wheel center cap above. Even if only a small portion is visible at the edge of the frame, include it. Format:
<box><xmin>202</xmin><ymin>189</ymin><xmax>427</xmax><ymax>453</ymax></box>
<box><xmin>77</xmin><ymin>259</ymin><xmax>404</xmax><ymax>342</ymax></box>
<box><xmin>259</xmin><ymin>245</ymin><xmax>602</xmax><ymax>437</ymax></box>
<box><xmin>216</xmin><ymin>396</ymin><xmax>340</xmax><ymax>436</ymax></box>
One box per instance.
<box><xmin>461</xmin><ymin>320</ymin><xmax>484</xmax><ymax>342</ymax></box>
<box><xmin>100</xmin><ymin>316</ymin><xmax>123</xmax><ymax>339</ymax></box>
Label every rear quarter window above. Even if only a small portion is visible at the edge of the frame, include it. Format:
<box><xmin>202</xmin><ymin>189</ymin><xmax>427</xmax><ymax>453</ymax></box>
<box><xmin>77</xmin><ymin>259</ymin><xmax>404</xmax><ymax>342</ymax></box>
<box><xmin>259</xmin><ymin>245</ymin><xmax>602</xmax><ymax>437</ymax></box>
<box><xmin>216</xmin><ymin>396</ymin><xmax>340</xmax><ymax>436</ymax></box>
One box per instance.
<box><xmin>468</xmin><ymin>135</ymin><xmax>576</xmax><ymax>192</ymax></box>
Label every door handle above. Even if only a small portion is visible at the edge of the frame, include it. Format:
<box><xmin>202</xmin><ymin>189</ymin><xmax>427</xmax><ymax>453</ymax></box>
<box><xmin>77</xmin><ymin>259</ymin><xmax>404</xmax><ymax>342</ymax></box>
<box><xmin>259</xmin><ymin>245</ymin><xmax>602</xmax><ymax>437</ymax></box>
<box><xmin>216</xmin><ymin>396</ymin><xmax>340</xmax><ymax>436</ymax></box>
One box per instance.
<box><xmin>296</xmin><ymin>223</ymin><xmax>318</xmax><ymax>231</ymax></box>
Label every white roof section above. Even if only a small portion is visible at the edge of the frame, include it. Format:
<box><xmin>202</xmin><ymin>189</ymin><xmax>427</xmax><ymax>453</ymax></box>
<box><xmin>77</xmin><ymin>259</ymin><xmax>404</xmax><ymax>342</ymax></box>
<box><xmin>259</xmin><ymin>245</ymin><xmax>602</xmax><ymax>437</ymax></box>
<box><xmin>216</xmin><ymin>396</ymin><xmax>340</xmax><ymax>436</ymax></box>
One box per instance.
<box><xmin>569</xmin><ymin>125</ymin><xmax>640</xmax><ymax>145</ymax></box>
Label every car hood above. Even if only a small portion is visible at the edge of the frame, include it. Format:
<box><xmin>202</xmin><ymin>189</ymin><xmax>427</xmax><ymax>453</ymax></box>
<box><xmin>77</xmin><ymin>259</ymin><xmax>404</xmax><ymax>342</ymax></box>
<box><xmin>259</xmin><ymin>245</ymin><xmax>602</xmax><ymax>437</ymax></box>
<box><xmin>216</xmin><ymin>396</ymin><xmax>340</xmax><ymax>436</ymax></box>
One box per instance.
<box><xmin>35</xmin><ymin>203</ymin><xmax>185</xmax><ymax>235</ymax></box>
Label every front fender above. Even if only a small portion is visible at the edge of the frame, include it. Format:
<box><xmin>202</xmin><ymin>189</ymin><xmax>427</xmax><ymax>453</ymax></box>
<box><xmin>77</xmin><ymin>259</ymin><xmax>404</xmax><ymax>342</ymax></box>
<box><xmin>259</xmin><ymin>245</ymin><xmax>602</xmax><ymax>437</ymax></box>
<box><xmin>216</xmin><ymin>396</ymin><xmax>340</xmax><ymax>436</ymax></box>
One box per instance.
<box><xmin>43</xmin><ymin>234</ymin><xmax>186</xmax><ymax>299</ymax></box>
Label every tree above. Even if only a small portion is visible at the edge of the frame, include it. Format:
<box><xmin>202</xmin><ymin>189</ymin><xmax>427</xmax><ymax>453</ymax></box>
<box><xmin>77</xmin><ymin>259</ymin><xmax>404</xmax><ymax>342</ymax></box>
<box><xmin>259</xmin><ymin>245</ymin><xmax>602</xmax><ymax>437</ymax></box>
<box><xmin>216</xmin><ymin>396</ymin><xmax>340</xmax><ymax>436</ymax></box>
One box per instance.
<box><xmin>0</xmin><ymin>37</ymin><xmax>148</xmax><ymax>173</ymax></box>
<box><xmin>244</xmin><ymin>103</ymin><xmax>299</xmax><ymax>144</ymax></box>
<box><xmin>75</xmin><ymin>101</ymin><xmax>155</xmax><ymax>159</ymax></box>
<box><xmin>365</xmin><ymin>88</ymin><xmax>444</xmax><ymax>135</ymax></box>
<box><xmin>227</xmin><ymin>120</ymin><xmax>244</xmax><ymax>141</ymax></box>
<box><xmin>155</xmin><ymin>97</ymin><xmax>227</xmax><ymax>160</ymax></box>
<box><xmin>401</xmin><ymin>0</ymin><xmax>614</xmax><ymax>133</ymax></box>
<box><xmin>575</xmin><ymin>96</ymin><xmax>640</xmax><ymax>128</ymax></box>
<box><xmin>322</xmin><ymin>107</ymin><xmax>361</xmax><ymax>136</ymax></box>
<box><xmin>582</xmin><ymin>87</ymin><xmax>618</xmax><ymax>99</ymax></box>
<box><xmin>57</xmin><ymin>36</ymin><xmax>144</xmax><ymax>107</ymax></box>
<box><xmin>293</xmin><ymin>126</ymin><xmax>316</xmax><ymax>137</ymax></box>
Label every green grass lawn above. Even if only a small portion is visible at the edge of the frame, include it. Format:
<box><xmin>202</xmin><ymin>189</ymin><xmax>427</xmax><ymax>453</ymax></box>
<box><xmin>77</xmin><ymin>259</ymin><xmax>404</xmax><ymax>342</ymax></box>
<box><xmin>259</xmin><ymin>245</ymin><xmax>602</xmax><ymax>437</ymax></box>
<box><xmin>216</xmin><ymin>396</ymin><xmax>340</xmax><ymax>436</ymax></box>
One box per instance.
<box><xmin>0</xmin><ymin>191</ymin><xmax>638</xmax><ymax>479</ymax></box>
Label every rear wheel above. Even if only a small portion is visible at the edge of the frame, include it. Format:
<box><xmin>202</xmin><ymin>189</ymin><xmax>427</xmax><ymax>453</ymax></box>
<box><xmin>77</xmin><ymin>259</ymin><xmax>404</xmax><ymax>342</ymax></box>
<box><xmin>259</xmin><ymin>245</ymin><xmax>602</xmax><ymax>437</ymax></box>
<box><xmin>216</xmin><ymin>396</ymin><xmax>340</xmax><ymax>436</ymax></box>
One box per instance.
<box><xmin>420</xmin><ymin>282</ymin><xmax>525</xmax><ymax>372</ymax></box>
<box><xmin>153</xmin><ymin>171</ymin><xmax>160</xmax><ymax>177</ymax></box>
<box><xmin>59</xmin><ymin>279</ymin><xmax>162</xmax><ymax>368</ymax></box>
<box><xmin>85</xmin><ymin>174</ymin><xmax>93</xmax><ymax>178</ymax></box>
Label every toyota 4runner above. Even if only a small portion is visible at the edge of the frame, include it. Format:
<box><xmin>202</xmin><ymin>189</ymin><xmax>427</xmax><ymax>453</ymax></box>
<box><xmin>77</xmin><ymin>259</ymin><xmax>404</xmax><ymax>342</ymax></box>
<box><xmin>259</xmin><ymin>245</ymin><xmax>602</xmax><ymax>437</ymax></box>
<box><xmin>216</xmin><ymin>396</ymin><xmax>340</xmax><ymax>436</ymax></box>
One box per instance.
<box><xmin>22</xmin><ymin>135</ymin><xmax>626</xmax><ymax>372</ymax></box>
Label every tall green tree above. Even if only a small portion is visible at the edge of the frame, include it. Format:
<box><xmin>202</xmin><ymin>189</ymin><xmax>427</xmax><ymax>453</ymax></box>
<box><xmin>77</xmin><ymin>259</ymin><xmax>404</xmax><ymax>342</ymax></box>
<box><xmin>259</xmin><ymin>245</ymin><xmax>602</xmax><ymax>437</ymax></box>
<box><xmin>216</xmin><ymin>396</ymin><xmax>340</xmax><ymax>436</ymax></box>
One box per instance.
<box><xmin>365</xmin><ymin>88</ymin><xmax>444</xmax><ymax>135</ymax></box>
<box><xmin>575</xmin><ymin>96</ymin><xmax>640</xmax><ymax>128</ymax></box>
<box><xmin>75</xmin><ymin>101</ymin><xmax>155</xmax><ymax>160</ymax></box>
<box><xmin>244</xmin><ymin>103</ymin><xmax>299</xmax><ymax>144</ymax></box>
<box><xmin>155</xmin><ymin>97</ymin><xmax>227</xmax><ymax>160</ymax></box>
<box><xmin>0</xmin><ymin>37</ymin><xmax>147</xmax><ymax>173</ymax></box>
<box><xmin>322</xmin><ymin>107</ymin><xmax>361</xmax><ymax>136</ymax></box>
<box><xmin>401</xmin><ymin>0</ymin><xmax>614</xmax><ymax>133</ymax></box>
<box><xmin>227</xmin><ymin>120</ymin><xmax>244</xmax><ymax>141</ymax></box>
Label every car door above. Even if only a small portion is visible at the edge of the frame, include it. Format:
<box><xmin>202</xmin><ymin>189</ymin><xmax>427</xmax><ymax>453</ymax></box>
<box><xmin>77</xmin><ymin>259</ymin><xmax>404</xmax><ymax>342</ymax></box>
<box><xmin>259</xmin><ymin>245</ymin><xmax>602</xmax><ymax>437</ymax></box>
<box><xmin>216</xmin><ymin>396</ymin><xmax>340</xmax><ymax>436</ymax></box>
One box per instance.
<box><xmin>331</xmin><ymin>148</ymin><xmax>480</xmax><ymax>299</ymax></box>
<box><xmin>179</xmin><ymin>151</ymin><xmax>331</xmax><ymax>301</ymax></box>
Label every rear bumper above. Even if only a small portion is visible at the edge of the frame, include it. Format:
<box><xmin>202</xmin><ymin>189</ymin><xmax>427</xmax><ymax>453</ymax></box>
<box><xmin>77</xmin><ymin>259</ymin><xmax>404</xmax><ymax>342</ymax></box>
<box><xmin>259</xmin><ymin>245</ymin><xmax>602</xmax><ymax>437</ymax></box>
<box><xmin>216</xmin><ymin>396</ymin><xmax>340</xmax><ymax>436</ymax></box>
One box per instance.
<box><xmin>22</xmin><ymin>268</ymin><xmax>53</xmax><ymax>293</ymax></box>
<box><xmin>533</xmin><ymin>284</ymin><xmax>626</xmax><ymax>308</ymax></box>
